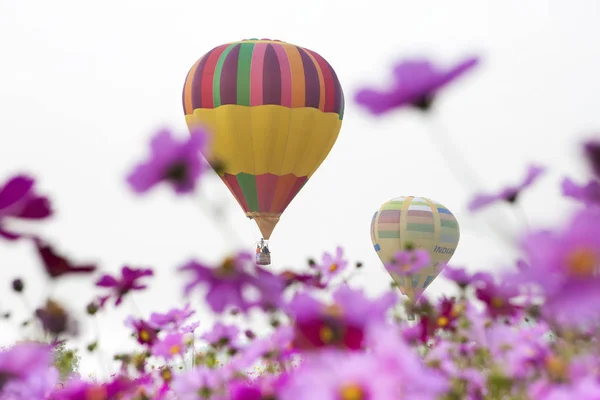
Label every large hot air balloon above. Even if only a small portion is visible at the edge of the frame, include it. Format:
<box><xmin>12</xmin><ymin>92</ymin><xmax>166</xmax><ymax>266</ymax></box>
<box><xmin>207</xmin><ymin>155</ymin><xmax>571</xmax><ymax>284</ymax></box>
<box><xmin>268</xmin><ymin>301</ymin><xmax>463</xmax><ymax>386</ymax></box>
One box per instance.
<box><xmin>370</xmin><ymin>196</ymin><xmax>460</xmax><ymax>301</ymax></box>
<box><xmin>182</xmin><ymin>38</ymin><xmax>344</xmax><ymax>264</ymax></box>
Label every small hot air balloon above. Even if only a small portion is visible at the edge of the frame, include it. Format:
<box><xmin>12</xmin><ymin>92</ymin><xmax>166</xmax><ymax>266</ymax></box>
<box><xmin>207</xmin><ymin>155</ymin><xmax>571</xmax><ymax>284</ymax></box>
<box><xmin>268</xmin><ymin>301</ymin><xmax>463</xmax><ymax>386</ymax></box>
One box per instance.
<box><xmin>370</xmin><ymin>196</ymin><xmax>460</xmax><ymax>302</ymax></box>
<box><xmin>182</xmin><ymin>38</ymin><xmax>344</xmax><ymax>265</ymax></box>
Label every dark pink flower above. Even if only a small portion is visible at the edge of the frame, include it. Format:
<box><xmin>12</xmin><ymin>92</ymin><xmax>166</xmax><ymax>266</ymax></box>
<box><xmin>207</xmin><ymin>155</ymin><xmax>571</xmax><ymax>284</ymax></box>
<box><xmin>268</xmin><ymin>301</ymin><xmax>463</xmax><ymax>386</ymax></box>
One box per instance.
<box><xmin>96</xmin><ymin>266</ymin><xmax>154</xmax><ymax>307</ymax></box>
<box><xmin>127</xmin><ymin>128</ymin><xmax>208</xmax><ymax>195</ymax></box>
<box><xmin>355</xmin><ymin>56</ymin><xmax>479</xmax><ymax>114</ymax></box>
<box><xmin>34</xmin><ymin>238</ymin><xmax>97</xmax><ymax>278</ymax></box>
<box><xmin>468</xmin><ymin>165</ymin><xmax>545</xmax><ymax>211</ymax></box>
<box><xmin>128</xmin><ymin>317</ymin><xmax>160</xmax><ymax>346</ymax></box>
<box><xmin>0</xmin><ymin>175</ymin><xmax>52</xmax><ymax>240</ymax></box>
<box><xmin>443</xmin><ymin>265</ymin><xmax>492</xmax><ymax>289</ymax></box>
<box><xmin>562</xmin><ymin>177</ymin><xmax>600</xmax><ymax>207</ymax></box>
<box><xmin>584</xmin><ymin>139</ymin><xmax>600</xmax><ymax>179</ymax></box>
<box><xmin>473</xmin><ymin>275</ymin><xmax>521</xmax><ymax>319</ymax></box>
<box><xmin>288</xmin><ymin>286</ymin><xmax>396</xmax><ymax>351</ymax></box>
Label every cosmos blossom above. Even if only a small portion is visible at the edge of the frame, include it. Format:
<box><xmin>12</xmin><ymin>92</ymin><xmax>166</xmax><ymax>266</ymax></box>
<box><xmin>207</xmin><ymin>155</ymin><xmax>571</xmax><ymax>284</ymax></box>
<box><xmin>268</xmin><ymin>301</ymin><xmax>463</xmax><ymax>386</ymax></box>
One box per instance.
<box><xmin>179</xmin><ymin>252</ymin><xmax>284</xmax><ymax>314</ymax></box>
<box><xmin>315</xmin><ymin>246</ymin><xmax>348</xmax><ymax>283</ymax></box>
<box><xmin>511</xmin><ymin>207</ymin><xmax>600</xmax><ymax>325</ymax></box>
<box><xmin>149</xmin><ymin>303</ymin><xmax>195</xmax><ymax>331</ymax></box>
<box><xmin>468</xmin><ymin>164</ymin><xmax>545</xmax><ymax>211</ymax></box>
<box><xmin>354</xmin><ymin>56</ymin><xmax>479</xmax><ymax>115</ymax></box>
<box><xmin>33</xmin><ymin>238</ymin><xmax>97</xmax><ymax>278</ymax></box>
<box><xmin>0</xmin><ymin>175</ymin><xmax>52</xmax><ymax>240</ymax></box>
<box><xmin>127</xmin><ymin>128</ymin><xmax>209</xmax><ymax>195</ymax></box>
<box><xmin>385</xmin><ymin>248</ymin><xmax>431</xmax><ymax>276</ymax></box>
<box><xmin>96</xmin><ymin>266</ymin><xmax>154</xmax><ymax>307</ymax></box>
<box><xmin>562</xmin><ymin>177</ymin><xmax>600</xmax><ymax>207</ymax></box>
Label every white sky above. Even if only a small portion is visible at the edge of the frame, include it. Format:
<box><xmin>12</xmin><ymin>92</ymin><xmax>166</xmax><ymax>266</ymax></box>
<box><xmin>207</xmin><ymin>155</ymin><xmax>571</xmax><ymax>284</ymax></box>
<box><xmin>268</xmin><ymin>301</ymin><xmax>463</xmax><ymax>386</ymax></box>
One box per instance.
<box><xmin>1</xmin><ymin>0</ymin><xmax>598</xmax><ymax>378</ymax></box>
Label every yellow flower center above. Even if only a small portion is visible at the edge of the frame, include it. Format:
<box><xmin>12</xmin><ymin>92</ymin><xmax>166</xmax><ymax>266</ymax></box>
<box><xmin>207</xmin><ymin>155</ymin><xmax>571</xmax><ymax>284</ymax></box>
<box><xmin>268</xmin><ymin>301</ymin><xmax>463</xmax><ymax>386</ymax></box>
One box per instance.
<box><xmin>566</xmin><ymin>248</ymin><xmax>597</xmax><ymax>277</ymax></box>
<box><xmin>170</xmin><ymin>344</ymin><xmax>180</xmax><ymax>355</ymax></box>
<box><xmin>140</xmin><ymin>330</ymin><xmax>150</xmax><ymax>342</ymax></box>
<box><xmin>545</xmin><ymin>355</ymin><xmax>568</xmax><ymax>381</ymax></box>
<box><xmin>319</xmin><ymin>326</ymin><xmax>335</xmax><ymax>343</ymax></box>
<box><xmin>161</xmin><ymin>368</ymin><xmax>172</xmax><ymax>382</ymax></box>
<box><xmin>329</xmin><ymin>263</ymin><xmax>338</xmax><ymax>272</ymax></box>
<box><xmin>437</xmin><ymin>316</ymin><xmax>449</xmax><ymax>327</ymax></box>
<box><xmin>491</xmin><ymin>297</ymin><xmax>504</xmax><ymax>308</ymax></box>
<box><xmin>339</xmin><ymin>383</ymin><xmax>365</xmax><ymax>400</ymax></box>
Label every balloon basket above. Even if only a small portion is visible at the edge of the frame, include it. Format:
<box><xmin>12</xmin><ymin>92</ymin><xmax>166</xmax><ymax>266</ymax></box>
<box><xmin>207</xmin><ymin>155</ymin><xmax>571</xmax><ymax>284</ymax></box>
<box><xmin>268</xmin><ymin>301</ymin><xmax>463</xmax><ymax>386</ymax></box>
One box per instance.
<box><xmin>255</xmin><ymin>238</ymin><xmax>271</xmax><ymax>266</ymax></box>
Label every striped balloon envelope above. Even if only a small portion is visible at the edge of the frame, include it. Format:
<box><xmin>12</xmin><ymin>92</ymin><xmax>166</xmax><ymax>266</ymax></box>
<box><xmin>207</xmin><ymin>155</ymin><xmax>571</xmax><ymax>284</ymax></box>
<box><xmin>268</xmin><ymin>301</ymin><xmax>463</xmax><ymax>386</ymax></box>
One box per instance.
<box><xmin>182</xmin><ymin>38</ymin><xmax>344</xmax><ymax>242</ymax></box>
<box><xmin>370</xmin><ymin>196</ymin><xmax>460</xmax><ymax>301</ymax></box>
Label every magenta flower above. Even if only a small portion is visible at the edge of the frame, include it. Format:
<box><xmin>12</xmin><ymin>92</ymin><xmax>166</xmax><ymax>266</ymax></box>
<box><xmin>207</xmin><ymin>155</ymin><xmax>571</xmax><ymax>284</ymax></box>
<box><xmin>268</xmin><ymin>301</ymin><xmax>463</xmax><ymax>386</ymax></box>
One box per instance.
<box><xmin>252</xmin><ymin>266</ymin><xmax>286</xmax><ymax>310</ymax></box>
<box><xmin>96</xmin><ymin>266</ymin><xmax>154</xmax><ymax>307</ymax></box>
<box><xmin>513</xmin><ymin>207</ymin><xmax>600</xmax><ymax>324</ymax></box>
<box><xmin>584</xmin><ymin>139</ymin><xmax>600</xmax><ymax>179</ymax></box>
<box><xmin>562</xmin><ymin>177</ymin><xmax>600</xmax><ymax>207</ymax></box>
<box><xmin>179</xmin><ymin>252</ymin><xmax>259</xmax><ymax>313</ymax></box>
<box><xmin>355</xmin><ymin>56</ymin><xmax>479</xmax><ymax>114</ymax></box>
<box><xmin>127</xmin><ymin>128</ymin><xmax>208</xmax><ymax>195</ymax></box>
<box><xmin>473</xmin><ymin>274</ymin><xmax>521</xmax><ymax>319</ymax></box>
<box><xmin>149</xmin><ymin>303</ymin><xmax>195</xmax><ymax>331</ymax></box>
<box><xmin>288</xmin><ymin>286</ymin><xmax>396</xmax><ymax>351</ymax></box>
<box><xmin>315</xmin><ymin>246</ymin><xmax>348</xmax><ymax>282</ymax></box>
<box><xmin>385</xmin><ymin>248</ymin><xmax>431</xmax><ymax>276</ymax></box>
<box><xmin>152</xmin><ymin>332</ymin><xmax>185</xmax><ymax>360</ymax></box>
<box><xmin>468</xmin><ymin>165</ymin><xmax>545</xmax><ymax>211</ymax></box>
<box><xmin>202</xmin><ymin>322</ymin><xmax>241</xmax><ymax>348</ymax></box>
<box><xmin>0</xmin><ymin>175</ymin><xmax>52</xmax><ymax>240</ymax></box>
<box><xmin>1</xmin><ymin>366</ymin><xmax>58</xmax><ymax>400</ymax></box>
<box><xmin>181</xmin><ymin>321</ymin><xmax>200</xmax><ymax>334</ymax></box>
<box><xmin>128</xmin><ymin>317</ymin><xmax>159</xmax><ymax>346</ymax></box>
<box><xmin>0</xmin><ymin>342</ymin><xmax>53</xmax><ymax>391</ymax></box>
<box><xmin>34</xmin><ymin>238</ymin><xmax>97</xmax><ymax>278</ymax></box>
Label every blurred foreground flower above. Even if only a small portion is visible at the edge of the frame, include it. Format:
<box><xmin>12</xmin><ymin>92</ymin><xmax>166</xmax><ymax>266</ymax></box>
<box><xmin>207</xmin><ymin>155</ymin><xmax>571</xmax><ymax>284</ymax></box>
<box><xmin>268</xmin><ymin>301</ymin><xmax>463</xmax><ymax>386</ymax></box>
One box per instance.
<box><xmin>513</xmin><ymin>207</ymin><xmax>600</xmax><ymax>325</ymax></box>
<box><xmin>385</xmin><ymin>248</ymin><xmax>431</xmax><ymax>276</ymax></box>
<box><xmin>562</xmin><ymin>177</ymin><xmax>600</xmax><ymax>207</ymax></box>
<box><xmin>34</xmin><ymin>238</ymin><xmax>97</xmax><ymax>278</ymax></box>
<box><xmin>0</xmin><ymin>175</ymin><xmax>52</xmax><ymax>240</ymax></box>
<box><xmin>180</xmin><ymin>252</ymin><xmax>285</xmax><ymax>314</ymax></box>
<box><xmin>355</xmin><ymin>56</ymin><xmax>479</xmax><ymax>115</ymax></box>
<box><xmin>0</xmin><ymin>342</ymin><xmax>53</xmax><ymax>391</ymax></box>
<box><xmin>96</xmin><ymin>266</ymin><xmax>154</xmax><ymax>307</ymax></box>
<box><xmin>289</xmin><ymin>286</ymin><xmax>396</xmax><ymax>351</ymax></box>
<box><xmin>127</xmin><ymin>128</ymin><xmax>208</xmax><ymax>195</ymax></box>
<box><xmin>468</xmin><ymin>164</ymin><xmax>545</xmax><ymax>211</ymax></box>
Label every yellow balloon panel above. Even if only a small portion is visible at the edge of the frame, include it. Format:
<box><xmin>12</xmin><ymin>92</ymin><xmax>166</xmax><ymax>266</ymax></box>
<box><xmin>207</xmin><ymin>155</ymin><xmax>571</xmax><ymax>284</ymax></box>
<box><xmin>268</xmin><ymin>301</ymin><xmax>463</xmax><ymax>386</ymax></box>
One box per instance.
<box><xmin>185</xmin><ymin>105</ymin><xmax>342</xmax><ymax>177</ymax></box>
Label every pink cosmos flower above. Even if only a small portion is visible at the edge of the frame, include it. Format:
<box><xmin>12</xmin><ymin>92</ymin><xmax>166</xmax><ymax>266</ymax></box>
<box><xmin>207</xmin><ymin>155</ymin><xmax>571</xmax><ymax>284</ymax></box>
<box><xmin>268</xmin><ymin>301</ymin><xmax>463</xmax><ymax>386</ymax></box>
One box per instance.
<box><xmin>127</xmin><ymin>128</ymin><xmax>209</xmax><ymax>194</ymax></box>
<box><xmin>149</xmin><ymin>303</ymin><xmax>195</xmax><ymax>331</ymax></box>
<box><xmin>385</xmin><ymin>248</ymin><xmax>431</xmax><ymax>276</ymax></box>
<box><xmin>468</xmin><ymin>165</ymin><xmax>545</xmax><ymax>211</ymax></box>
<box><xmin>96</xmin><ymin>266</ymin><xmax>154</xmax><ymax>307</ymax></box>
<box><xmin>355</xmin><ymin>56</ymin><xmax>480</xmax><ymax>114</ymax></box>
<box><xmin>562</xmin><ymin>177</ymin><xmax>600</xmax><ymax>207</ymax></box>
<box><xmin>315</xmin><ymin>246</ymin><xmax>348</xmax><ymax>283</ymax></box>
<box><xmin>152</xmin><ymin>333</ymin><xmax>185</xmax><ymax>360</ymax></box>
<box><xmin>0</xmin><ymin>175</ymin><xmax>52</xmax><ymax>240</ymax></box>
<box><xmin>180</xmin><ymin>252</ymin><xmax>284</xmax><ymax>313</ymax></box>
<box><xmin>202</xmin><ymin>322</ymin><xmax>241</xmax><ymax>349</ymax></box>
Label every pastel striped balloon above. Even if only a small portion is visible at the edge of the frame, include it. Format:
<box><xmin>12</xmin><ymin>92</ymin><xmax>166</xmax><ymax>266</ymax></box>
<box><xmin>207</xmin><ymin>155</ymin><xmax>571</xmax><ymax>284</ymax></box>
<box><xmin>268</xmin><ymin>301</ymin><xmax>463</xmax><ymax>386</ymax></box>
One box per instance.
<box><xmin>370</xmin><ymin>196</ymin><xmax>460</xmax><ymax>301</ymax></box>
<box><xmin>183</xmin><ymin>39</ymin><xmax>344</xmax><ymax>241</ymax></box>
